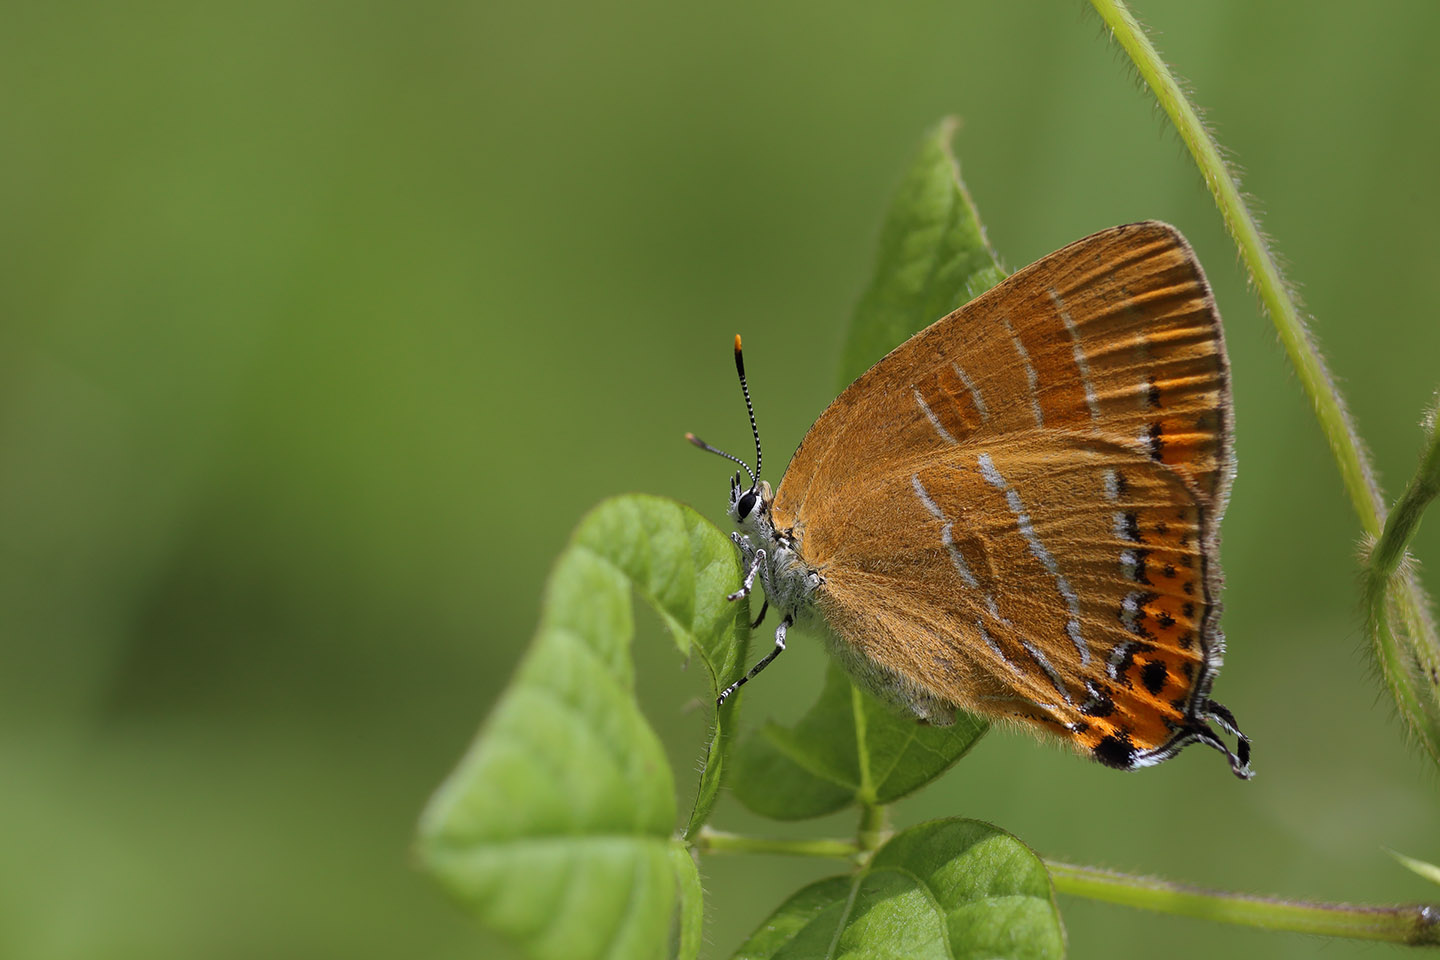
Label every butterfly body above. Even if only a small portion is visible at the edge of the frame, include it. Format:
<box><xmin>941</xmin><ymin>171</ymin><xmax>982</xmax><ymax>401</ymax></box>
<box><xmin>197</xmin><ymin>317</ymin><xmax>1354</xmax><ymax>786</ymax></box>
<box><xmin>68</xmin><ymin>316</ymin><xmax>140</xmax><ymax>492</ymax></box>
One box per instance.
<box><xmin>726</xmin><ymin>473</ymin><xmax>959</xmax><ymax>724</ymax></box>
<box><xmin>697</xmin><ymin>221</ymin><xmax>1251</xmax><ymax>778</ymax></box>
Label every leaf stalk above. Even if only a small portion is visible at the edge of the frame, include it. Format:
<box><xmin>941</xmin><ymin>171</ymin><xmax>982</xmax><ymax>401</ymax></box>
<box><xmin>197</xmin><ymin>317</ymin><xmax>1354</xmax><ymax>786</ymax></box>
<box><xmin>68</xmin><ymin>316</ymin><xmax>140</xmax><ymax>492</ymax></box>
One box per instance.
<box><xmin>693</xmin><ymin>827</ymin><xmax>861</xmax><ymax>863</ymax></box>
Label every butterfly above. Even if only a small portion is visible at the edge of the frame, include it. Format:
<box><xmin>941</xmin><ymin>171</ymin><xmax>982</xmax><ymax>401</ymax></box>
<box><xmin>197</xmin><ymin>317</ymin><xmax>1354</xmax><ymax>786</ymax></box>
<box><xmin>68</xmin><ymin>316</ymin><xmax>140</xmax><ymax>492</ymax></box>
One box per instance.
<box><xmin>687</xmin><ymin>221</ymin><xmax>1251</xmax><ymax>778</ymax></box>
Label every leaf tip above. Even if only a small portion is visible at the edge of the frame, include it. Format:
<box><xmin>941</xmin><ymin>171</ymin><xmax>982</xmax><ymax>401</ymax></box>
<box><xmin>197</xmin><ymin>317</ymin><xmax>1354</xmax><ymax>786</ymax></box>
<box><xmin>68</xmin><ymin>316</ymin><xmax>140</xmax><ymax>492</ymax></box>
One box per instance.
<box><xmin>1388</xmin><ymin>848</ymin><xmax>1440</xmax><ymax>888</ymax></box>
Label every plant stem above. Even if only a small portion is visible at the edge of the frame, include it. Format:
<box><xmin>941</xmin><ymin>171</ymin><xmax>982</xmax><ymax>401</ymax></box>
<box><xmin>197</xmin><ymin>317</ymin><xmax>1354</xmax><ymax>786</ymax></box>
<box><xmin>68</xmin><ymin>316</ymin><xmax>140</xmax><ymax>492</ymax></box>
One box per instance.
<box><xmin>856</xmin><ymin>802</ymin><xmax>891</xmax><ymax>856</ymax></box>
<box><xmin>1088</xmin><ymin>0</ymin><xmax>1440</xmax><ymax>767</ymax></box>
<box><xmin>1371</xmin><ymin>409</ymin><xmax>1440</xmax><ymax>579</ymax></box>
<box><xmin>1366</xmin><ymin>412</ymin><xmax>1440</xmax><ymax>752</ymax></box>
<box><xmin>1049</xmin><ymin>860</ymin><xmax>1440</xmax><ymax>946</ymax></box>
<box><xmin>695</xmin><ymin>830</ymin><xmax>1440</xmax><ymax>945</ymax></box>
<box><xmin>693</xmin><ymin>827</ymin><xmax>859</xmax><ymax>861</ymax></box>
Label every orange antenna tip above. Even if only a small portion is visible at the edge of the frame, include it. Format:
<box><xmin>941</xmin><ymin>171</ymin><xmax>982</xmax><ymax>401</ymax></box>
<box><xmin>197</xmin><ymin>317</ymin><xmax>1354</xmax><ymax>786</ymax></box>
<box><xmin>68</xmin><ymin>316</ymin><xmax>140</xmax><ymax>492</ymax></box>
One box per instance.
<box><xmin>685</xmin><ymin>432</ymin><xmax>703</xmax><ymax>446</ymax></box>
<box><xmin>734</xmin><ymin>334</ymin><xmax>743</xmax><ymax>353</ymax></box>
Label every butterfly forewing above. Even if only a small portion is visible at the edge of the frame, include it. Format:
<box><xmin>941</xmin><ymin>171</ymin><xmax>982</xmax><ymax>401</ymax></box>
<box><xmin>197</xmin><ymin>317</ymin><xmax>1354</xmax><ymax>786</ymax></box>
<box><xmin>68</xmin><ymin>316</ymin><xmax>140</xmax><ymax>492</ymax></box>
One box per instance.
<box><xmin>773</xmin><ymin>221</ymin><xmax>1234</xmax><ymax>768</ymax></box>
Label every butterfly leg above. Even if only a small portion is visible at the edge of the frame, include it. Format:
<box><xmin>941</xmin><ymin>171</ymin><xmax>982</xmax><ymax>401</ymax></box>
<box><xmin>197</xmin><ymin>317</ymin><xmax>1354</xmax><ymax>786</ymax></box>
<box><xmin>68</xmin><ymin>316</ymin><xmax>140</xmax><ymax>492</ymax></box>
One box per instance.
<box><xmin>1203</xmin><ymin>698</ymin><xmax>1252</xmax><ymax>775</ymax></box>
<box><xmin>750</xmin><ymin>599</ymin><xmax>768</xmax><ymax>629</ymax></box>
<box><xmin>727</xmin><ymin>547</ymin><xmax>766</xmax><ymax>602</ymax></box>
<box><xmin>716</xmin><ymin>615</ymin><xmax>790</xmax><ymax>708</ymax></box>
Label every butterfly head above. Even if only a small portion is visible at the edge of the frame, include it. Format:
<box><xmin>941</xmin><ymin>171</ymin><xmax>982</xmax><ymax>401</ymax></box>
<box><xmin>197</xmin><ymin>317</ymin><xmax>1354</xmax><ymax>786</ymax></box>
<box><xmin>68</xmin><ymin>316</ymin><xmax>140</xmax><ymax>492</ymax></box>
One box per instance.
<box><xmin>727</xmin><ymin>472</ymin><xmax>774</xmax><ymax>533</ymax></box>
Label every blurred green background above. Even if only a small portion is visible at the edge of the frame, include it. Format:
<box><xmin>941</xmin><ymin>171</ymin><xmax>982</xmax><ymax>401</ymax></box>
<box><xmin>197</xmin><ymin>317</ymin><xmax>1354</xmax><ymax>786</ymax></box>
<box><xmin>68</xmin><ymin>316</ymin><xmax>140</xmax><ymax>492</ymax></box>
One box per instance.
<box><xmin>4</xmin><ymin>1</ymin><xmax>1440</xmax><ymax>958</ymax></box>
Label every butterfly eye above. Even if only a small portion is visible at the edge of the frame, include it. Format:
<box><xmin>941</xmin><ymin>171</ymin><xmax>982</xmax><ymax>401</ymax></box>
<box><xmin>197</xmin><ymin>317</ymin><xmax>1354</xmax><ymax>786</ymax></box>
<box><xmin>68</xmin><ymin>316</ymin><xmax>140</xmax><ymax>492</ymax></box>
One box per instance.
<box><xmin>736</xmin><ymin>490</ymin><xmax>758</xmax><ymax>520</ymax></box>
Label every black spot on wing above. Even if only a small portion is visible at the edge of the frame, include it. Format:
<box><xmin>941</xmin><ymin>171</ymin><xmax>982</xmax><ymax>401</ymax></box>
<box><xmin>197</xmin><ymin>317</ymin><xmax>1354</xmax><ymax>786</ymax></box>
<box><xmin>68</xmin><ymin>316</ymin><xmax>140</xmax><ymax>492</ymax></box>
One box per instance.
<box><xmin>1147</xmin><ymin>422</ymin><xmax>1165</xmax><ymax>461</ymax></box>
<box><xmin>1108</xmin><ymin>639</ymin><xmax>1153</xmax><ymax>688</ymax></box>
<box><xmin>1130</xmin><ymin>548</ymin><xmax>1152</xmax><ymax>584</ymax></box>
<box><xmin>1093</xmin><ymin>731</ymin><xmax>1137</xmax><ymax>769</ymax></box>
<box><xmin>1141</xmin><ymin>659</ymin><xmax>1169</xmax><ymax>695</ymax></box>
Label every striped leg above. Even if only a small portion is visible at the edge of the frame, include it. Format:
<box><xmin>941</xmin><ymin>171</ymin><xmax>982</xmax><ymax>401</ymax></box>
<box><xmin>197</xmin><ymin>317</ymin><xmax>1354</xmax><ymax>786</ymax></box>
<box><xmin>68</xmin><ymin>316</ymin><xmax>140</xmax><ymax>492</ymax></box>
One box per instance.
<box><xmin>728</xmin><ymin>547</ymin><xmax>765</xmax><ymax>601</ymax></box>
<box><xmin>716</xmin><ymin>616</ymin><xmax>790</xmax><ymax>707</ymax></box>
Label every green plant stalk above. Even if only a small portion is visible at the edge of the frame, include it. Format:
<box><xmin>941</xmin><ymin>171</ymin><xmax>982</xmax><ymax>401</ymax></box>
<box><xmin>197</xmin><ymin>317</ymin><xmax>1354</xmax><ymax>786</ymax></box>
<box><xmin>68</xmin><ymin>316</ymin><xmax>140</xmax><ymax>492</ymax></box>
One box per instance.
<box><xmin>1088</xmin><ymin>0</ymin><xmax>1440</xmax><ymax>766</ymax></box>
<box><xmin>693</xmin><ymin>828</ymin><xmax>860</xmax><ymax>862</ymax></box>
<box><xmin>851</xmin><ymin>683</ymin><xmax>875</xmax><ymax>803</ymax></box>
<box><xmin>855</xmin><ymin>801</ymin><xmax>890</xmax><ymax>857</ymax></box>
<box><xmin>847</xmin><ymin>683</ymin><xmax>894</xmax><ymax>854</ymax></box>
<box><xmin>1048</xmin><ymin>861</ymin><xmax>1440</xmax><ymax>946</ymax></box>
<box><xmin>1371</xmin><ymin>411</ymin><xmax>1440</xmax><ymax>578</ymax></box>
<box><xmin>1366</xmin><ymin>413</ymin><xmax>1440</xmax><ymax>750</ymax></box>
<box><xmin>695</xmin><ymin>831</ymin><xmax>1440</xmax><ymax>945</ymax></box>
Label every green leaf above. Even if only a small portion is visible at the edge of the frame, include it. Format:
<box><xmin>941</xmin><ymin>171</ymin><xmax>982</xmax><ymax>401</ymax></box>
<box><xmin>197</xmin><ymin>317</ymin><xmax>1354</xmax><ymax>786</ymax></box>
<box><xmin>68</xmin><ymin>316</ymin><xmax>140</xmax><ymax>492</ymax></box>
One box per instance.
<box><xmin>728</xmin><ymin>664</ymin><xmax>987</xmax><ymax>826</ymax></box>
<box><xmin>670</xmin><ymin>841</ymin><xmax>705</xmax><ymax>960</ymax></box>
<box><xmin>416</xmin><ymin>494</ymin><xmax>750</xmax><ymax>960</ymax></box>
<box><xmin>569</xmin><ymin>495</ymin><xmax>753</xmax><ymax>838</ymax></box>
<box><xmin>837</xmin><ymin>116</ymin><xmax>1007</xmax><ymax>391</ymax></box>
<box><xmin>732</xmin><ymin>662</ymin><xmax>987</xmax><ymax>820</ymax></box>
<box><xmin>732</xmin><ymin>819</ymin><xmax>1065</xmax><ymax>960</ymax></box>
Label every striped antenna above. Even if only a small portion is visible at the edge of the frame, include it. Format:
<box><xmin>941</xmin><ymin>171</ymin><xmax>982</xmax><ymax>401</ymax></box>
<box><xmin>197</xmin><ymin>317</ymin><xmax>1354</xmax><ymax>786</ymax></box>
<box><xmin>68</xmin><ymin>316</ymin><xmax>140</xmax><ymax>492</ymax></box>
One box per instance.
<box><xmin>685</xmin><ymin>432</ymin><xmax>755</xmax><ymax>485</ymax></box>
<box><xmin>733</xmin><ymin>334</ymin><xmax>763</xmax><ymax>486</ymax></box>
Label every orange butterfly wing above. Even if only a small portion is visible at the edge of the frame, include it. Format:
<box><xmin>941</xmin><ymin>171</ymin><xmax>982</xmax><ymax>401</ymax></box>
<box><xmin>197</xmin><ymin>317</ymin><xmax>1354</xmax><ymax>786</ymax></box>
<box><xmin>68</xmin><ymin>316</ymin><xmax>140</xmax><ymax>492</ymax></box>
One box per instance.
<box><xmin>772</xmin><ymin>221</ymin><xmax>1240</xmax><ymax>770</ymax></box>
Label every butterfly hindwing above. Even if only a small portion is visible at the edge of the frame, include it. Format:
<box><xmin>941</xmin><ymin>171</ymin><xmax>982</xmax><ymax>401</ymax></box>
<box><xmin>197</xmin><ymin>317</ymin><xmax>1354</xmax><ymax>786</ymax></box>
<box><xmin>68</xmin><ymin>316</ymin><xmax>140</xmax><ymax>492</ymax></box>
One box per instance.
<box><xmin>809</xmin><ymin>435</ymin><xmax>1225</xmax><ymax>766</ymax></box>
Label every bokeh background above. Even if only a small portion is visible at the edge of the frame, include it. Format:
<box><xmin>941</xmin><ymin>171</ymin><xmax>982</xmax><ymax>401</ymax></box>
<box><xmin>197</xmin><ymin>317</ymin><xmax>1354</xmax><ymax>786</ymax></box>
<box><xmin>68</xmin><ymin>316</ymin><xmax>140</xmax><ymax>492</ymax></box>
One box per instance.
<box><xmin>4</xmin><ymin>2</ymin><xmax>1440</xmax><ymax>958</ymax></box>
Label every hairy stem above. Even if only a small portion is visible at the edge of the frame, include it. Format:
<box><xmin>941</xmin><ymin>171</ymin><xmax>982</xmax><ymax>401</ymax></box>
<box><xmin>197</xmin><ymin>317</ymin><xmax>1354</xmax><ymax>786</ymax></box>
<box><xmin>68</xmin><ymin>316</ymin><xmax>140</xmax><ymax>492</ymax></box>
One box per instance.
<box><xmin>1088</xmin><ymin>0</ymin><xmax>1440</xmax><ymax>766</ymax></box>
<box><xmin>1371</xmin><ymin>408</ymin><xmax>1440</xmax><ymax>579</ymax></box>
<box><xmin>1366</xmin><ymin>409</ymin><xmax>1440</xmax><ymax>749</ymax></box>
<box><xmin>1049</xmin><ymin>860</ymin><xmax>1440</xmax><ymax>946</ymax></box>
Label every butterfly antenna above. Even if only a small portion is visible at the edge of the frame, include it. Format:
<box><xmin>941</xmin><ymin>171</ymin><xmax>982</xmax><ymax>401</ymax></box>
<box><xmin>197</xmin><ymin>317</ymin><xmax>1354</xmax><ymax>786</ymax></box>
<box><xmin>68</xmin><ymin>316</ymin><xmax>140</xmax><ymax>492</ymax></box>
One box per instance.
<box><xmin>685</xmin><ymin>433</ymin><xmax>755</xmax><ymax>485</ymax></box>
<box><xmin>733</xmin><ymin>334</ymin><xmax>762</xmax><ymax>486</ymax></box>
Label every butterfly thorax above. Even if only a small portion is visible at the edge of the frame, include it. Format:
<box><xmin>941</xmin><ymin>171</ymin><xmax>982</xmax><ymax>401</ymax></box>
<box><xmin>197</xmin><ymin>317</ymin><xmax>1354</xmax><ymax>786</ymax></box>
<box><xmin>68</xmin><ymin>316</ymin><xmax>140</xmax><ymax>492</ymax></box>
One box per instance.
<box><xmin>729</xmin><ymin>480</ymin><xmax>824</xmax><ymax>623</ymax></box>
